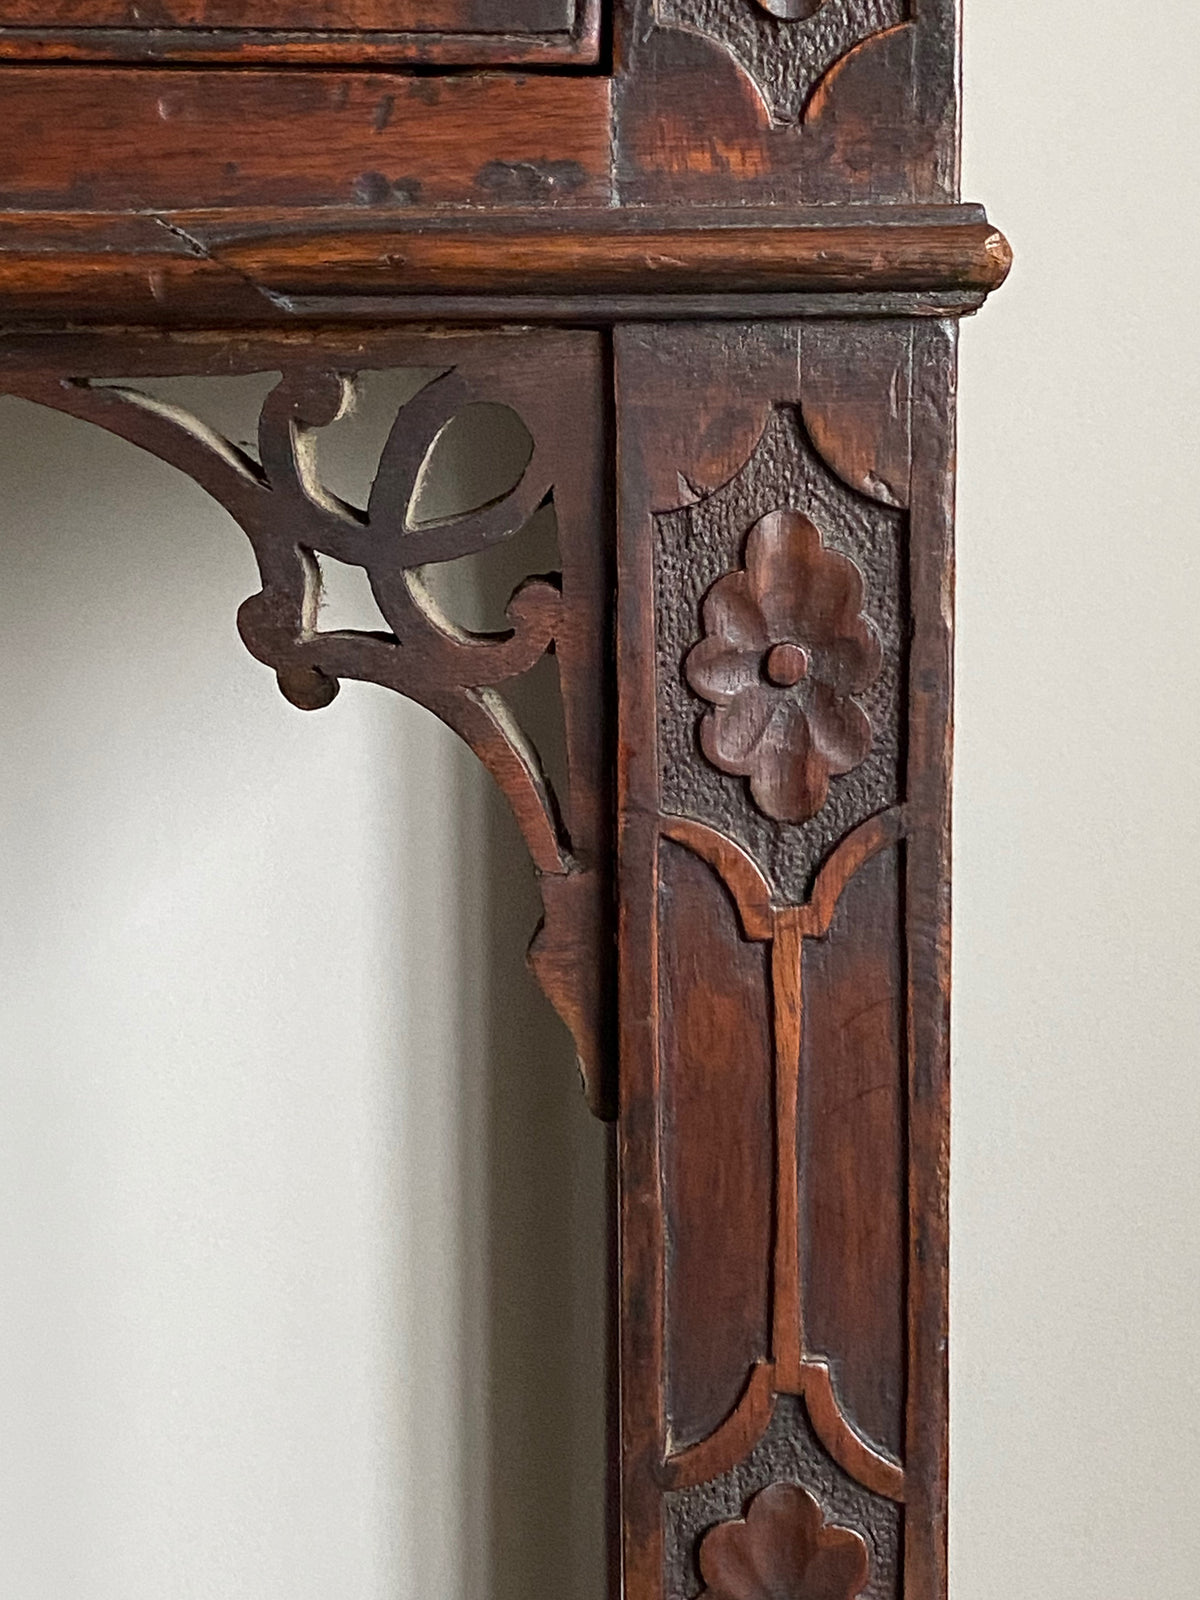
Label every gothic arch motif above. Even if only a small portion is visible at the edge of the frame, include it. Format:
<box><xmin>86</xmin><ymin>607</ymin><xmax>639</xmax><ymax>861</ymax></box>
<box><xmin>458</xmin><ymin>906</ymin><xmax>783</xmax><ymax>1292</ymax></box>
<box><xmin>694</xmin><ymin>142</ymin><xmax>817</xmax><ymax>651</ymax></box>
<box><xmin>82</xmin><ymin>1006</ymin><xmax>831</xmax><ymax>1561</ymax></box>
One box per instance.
<box><xmin>0</xmin><ymin>333</ymin><xmax>614</xmax><ymax>1117</ymax></box>
<box><xmin>654</xmin><ymin>0</ymin><xmax>910</xmax><ymax>124</ymax></box>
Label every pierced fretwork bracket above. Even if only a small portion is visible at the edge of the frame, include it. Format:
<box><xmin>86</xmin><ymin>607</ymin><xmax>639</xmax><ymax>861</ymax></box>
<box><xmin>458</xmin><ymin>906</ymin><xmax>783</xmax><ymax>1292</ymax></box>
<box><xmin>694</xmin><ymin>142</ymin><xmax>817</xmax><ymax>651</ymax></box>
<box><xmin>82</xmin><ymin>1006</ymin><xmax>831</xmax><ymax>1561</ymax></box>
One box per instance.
<box><xmin>1</xmin><ymin>330</ymin><xmax>615</xmax><ymax>1118</ymax></box>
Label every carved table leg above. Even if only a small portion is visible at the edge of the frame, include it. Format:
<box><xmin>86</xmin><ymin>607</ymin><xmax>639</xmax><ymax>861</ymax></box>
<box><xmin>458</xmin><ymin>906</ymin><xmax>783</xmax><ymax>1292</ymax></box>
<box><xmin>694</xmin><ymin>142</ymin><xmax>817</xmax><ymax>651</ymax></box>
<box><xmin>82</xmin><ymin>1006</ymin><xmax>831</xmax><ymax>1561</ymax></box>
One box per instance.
<box><xmin>616</xmin><ymin>320</ymin><xmax>955</xmax><ymax>1600</ymax></box>
<box><xmin>3</xmin><ymin>308</ymin><xmax>962</xmax><ymax>1599</ymax></box>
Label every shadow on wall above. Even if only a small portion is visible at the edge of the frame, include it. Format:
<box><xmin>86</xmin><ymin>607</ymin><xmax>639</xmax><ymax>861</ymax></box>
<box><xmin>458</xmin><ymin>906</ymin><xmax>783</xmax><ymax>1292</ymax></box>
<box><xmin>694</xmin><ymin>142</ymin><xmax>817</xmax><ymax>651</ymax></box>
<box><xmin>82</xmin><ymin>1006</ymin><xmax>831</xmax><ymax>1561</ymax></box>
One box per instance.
<box><xmin>0</xmin><ymin>378</ymin><xmax>608</xmax><ymax>1600</ymax></box>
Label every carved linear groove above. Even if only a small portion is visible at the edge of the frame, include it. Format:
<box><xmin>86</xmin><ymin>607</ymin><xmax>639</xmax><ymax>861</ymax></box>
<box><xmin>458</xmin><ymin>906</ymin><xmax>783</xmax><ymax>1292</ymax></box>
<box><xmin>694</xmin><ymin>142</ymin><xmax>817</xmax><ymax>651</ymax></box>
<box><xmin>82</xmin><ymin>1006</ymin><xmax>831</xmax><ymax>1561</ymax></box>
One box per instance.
<box><xmin>655</xmin><ymin>0</ymin><xmax>909</xmax><ymax>125</ymax></box>
<box><xmin>617</xmin><ymin>237</ymin><xmax>971</xmax><ymax>1600</ymax></box>
<box><xmin>656</xmin><ymin>405</ymin><xmax>905</xmax><ymax>904</ymax></box>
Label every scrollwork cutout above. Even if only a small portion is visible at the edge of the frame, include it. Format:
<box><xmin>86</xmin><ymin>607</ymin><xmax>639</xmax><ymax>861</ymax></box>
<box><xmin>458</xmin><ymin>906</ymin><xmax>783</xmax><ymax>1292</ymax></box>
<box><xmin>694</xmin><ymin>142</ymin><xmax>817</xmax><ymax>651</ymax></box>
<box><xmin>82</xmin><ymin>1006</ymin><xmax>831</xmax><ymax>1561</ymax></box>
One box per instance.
<box><xmin>4</xmin><ymin>348</ymin><xmax>613</xmax><ymax>1116</ymax></box>
<box><xmin>80</xmin><ymin>367</ymin><xmax>569</xmax><ymax>869</ymax></box>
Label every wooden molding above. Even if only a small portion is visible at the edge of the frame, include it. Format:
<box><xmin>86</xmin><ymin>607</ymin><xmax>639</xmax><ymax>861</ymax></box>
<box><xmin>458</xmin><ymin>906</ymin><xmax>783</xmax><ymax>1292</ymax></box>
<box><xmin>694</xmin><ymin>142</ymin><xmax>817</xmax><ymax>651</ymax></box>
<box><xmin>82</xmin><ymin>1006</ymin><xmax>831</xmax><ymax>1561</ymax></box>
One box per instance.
<box><xmin>223</xmin><ymin>213</ymin><xmax>1011</xmax><ymax>298</ymax></box>
<box><xmin>0</xmin><ymin>208</ymin><xmax>1009</xmax><ymax>326</ymax></box>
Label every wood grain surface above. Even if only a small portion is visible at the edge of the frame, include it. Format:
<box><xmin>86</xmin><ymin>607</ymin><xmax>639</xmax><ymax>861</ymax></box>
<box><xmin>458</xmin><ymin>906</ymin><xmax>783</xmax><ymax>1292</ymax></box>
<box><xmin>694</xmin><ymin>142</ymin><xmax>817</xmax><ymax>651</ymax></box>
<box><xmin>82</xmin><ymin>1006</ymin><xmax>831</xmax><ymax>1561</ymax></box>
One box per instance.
<box><xmin>617</xmin><ymin>317</ymin><xmax>955</xmax><ymax>1597</ymax></box>
<box><xmin>0</xmin><ymin>71</ymin><xmax>613</xmax><ymax>212</ymax></box>
<box><xmin>0</xmin><ymin>207</ymin><xmax>1008</xmax><ymax>326</ymax></box>
<box><xmin>0</xmin><ymin>0</ymin><xmax>600</xmax><ymax>63</ymax></box>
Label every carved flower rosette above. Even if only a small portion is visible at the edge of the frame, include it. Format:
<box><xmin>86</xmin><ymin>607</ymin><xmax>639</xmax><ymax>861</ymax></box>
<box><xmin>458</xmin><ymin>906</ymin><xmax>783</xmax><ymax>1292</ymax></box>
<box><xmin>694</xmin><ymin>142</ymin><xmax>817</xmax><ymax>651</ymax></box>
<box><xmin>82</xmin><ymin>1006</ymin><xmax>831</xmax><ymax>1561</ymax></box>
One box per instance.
<box><xmin>684</xmin><ymin>509</ymin><xmax>881</xmax><ymax>825</ymax></box>
<box><xmin>698</xmin><ymin>1482</ymin><xmax>870</xmax><ymax>1600</ymax></box>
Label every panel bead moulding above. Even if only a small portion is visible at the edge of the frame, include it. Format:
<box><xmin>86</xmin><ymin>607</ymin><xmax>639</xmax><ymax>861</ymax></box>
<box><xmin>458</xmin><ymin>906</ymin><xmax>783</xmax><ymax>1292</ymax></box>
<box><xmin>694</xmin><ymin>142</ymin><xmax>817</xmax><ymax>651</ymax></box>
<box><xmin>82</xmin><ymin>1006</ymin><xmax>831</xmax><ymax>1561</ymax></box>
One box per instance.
<box><xmin>0</xmin><ymin>0</ymin><xmax>603</xmax><ymax>65</ymax></box>
<box><xmin>0</xmin><ymin>1</ymin><xmax>1008</xmax><ymax>1597</ymax></box>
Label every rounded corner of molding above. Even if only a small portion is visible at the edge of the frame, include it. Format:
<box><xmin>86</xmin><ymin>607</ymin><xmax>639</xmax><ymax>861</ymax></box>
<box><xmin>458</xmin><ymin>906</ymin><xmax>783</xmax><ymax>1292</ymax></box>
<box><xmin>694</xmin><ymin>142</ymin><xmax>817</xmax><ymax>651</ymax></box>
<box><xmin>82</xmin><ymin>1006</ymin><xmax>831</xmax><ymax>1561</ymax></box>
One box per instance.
<box><xmin>982</xmin><ymin>222</ymin><xmax>1014</xmax><ymax>292</ymax></box>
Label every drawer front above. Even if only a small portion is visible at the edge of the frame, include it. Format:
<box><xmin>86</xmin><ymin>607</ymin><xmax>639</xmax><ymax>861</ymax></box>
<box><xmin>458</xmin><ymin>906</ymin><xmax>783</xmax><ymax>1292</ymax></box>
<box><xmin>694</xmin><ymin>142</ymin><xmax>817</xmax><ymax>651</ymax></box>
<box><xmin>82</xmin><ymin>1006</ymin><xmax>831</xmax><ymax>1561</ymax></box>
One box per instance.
<box><xmin>0</xmin><ymin>0</ymin><xmax>599</xmax><ymax>64</ymax></box>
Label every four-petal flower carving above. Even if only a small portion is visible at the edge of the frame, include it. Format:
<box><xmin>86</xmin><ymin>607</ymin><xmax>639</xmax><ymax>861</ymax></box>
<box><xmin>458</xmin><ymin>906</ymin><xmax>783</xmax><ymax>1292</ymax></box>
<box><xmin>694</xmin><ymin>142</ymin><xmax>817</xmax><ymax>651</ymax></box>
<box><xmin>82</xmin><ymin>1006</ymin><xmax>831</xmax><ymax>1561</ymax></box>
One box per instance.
<box><xmin>698</xmin><ymin>1482</ymin><xmax>870</xmax><ymax>1600</ymax></box>
<box><xmin>685</xmin><ymin>510</ymin><xmax>881</xmax><ymax>824</ymax></box>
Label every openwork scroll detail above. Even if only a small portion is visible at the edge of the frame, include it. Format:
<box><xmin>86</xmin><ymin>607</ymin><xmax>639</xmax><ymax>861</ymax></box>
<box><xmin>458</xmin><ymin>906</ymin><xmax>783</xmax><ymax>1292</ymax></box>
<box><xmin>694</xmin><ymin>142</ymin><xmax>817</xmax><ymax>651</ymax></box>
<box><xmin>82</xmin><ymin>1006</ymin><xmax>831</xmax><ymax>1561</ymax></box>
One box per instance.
<box><xmin>5</xmin><ymin>344</ymin><xmax>612</xmax><ymax>1116</ymax></box>
<box><xmin>698</xmin><ymin>1481</ymin><xmax>870</xmax><ymax>1600</ymax></box>
<box><xmin>685</xmin><ymin>510</ymin><xmax>881</xmax><ymax>825</ymax></box>
<box><xmin>655</xmin><ymin>0</ymin><xmax>909</xmax><ymax>125</ymax></box>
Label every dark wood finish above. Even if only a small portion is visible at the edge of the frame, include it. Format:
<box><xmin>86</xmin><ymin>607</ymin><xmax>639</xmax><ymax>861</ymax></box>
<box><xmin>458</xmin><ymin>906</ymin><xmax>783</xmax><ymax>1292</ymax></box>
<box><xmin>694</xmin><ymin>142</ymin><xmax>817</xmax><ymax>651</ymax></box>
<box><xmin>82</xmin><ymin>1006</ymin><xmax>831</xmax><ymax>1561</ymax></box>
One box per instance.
<box><xmin>697</xmin><ymin>1482</ymin><xmax>870</xmax><ymax>1600</ymax></box>
<box><xmin>0</xmin><ymin>3</ymin><xmax>1005</xmax><ymax>1595</ymax></box>
<box><xmin>209</xmin><ymin>214</ymin><xmax>1009</xmax><ymax>298</ymax></box>
<box><xmin>0</xmin><ymin>0</ymin><xmax>601</xmax><ymax>64</ymax></box>
<box><xmin>0</xmin><ymin>206</ymin><xmax>1008</xmax><ymax>326</ymax></box>
<box><xmin>614</xmin><ymin>0</ymin><xmax>958</xmax><ymax>209</ymax></box>
<box><xmin>0</xmin><ymin>1</ymin><xmax>1008</xmax><ymax>329</ymax></box>
<box><xmin>659</xmin><ymin>836</ymin><xmax>774</xmax><ymax>1454</ymax></box>
<box><xmin>801</xmin><ymin>843</ymin><xmax>907</xmax><ymax>1461</ymax></box>
<box><xmin>0</xmin><ymin>70</ymin><xmax>613</xmax><ymax>213</ymax></box>
<box><xmin>617</xmin><ymin>317</ymin><xmax>954</xmax><ymax>1596</ymax></box>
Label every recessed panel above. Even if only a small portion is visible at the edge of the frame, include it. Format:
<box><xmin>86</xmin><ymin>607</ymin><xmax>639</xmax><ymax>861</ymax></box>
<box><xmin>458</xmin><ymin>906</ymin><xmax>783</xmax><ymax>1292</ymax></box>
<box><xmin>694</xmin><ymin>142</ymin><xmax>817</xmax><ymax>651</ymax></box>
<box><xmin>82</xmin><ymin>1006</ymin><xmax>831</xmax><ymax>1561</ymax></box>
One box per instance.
<box><xmin>658</xmin><ymin>837</ymin><xmax>773</xmax><ymax>1455</ymax></box>
<box><xmin>800</xmin><ymin>843</ymin><xmax>907</xmax><ymax>1461</ymax></box>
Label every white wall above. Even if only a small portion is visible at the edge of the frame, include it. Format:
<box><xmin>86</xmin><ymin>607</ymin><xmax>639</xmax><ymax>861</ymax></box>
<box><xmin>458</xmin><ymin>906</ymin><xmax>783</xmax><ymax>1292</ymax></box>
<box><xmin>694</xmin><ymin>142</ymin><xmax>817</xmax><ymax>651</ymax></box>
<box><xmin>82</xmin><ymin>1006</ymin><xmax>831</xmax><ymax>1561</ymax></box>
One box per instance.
<box><xmin>2</xmin><ymin>5</ymin><xmax>1199</xmax><ymax>1595</ymax></box>
<box><xmin>0</xmin><ymin>388</ymin><xmax>608</xmax><ymax>1600</ymax></box>
<box><xmin>955</xmin><ymin>2</ymin><xmax>1200</xmax><ymax>1594</ymax></box>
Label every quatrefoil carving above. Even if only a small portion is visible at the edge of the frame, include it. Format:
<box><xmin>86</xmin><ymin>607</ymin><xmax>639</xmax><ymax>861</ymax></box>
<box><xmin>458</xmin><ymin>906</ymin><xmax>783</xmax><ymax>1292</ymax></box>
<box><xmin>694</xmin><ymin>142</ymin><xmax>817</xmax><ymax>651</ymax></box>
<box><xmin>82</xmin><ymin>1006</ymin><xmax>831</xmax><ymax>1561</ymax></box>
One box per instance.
<box><xmin>685</xmin><ymin>510</ymin><xmax>881</xmax><ymax>825</ymax></box>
